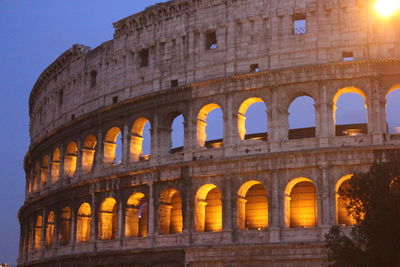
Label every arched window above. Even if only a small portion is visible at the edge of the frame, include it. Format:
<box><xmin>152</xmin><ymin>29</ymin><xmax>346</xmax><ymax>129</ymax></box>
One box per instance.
<box><xmin>386</xmin><ymin>87</ymin><xmax>400</xmax><ymax>133</ymax></box>
<box><xmin>76</xmin><ymin>202</ymin><xmax>91</xmax><ymax>243</ymax></box>
<box><xmin>158</xmin><ymin>188</ymin><xmax>183</xmax><ymax>235</ymax></box>
<box><xmin>334</xmin><ymin>87</ymin><xmax>367</xmax><ymax>136</ymax></box>
<box><xmin>40</xmin><ymin>155</ymin><xmax>49</xmax><ymax>188</ymax></box>
<box><xmin>171</xmin><ymin>115</ymin><xmax>185</xmax><ymax>151</ymax></box>
<box><xmin>45</xmin><ymin>212</ymin><xmax>55</xmax><ymax>248</ymax></box>
<box><xmin>34</xmin><ymin>215</ymin><xmax>43</xmax><ymax>250</ymax></box>
<box><xmin>82</xmin><ymin>134</ymin><xmax>97</xmax><ymax>173</ymax></box>
<box><xmin>238</xmin><ymin>98</ymin><xmax>268</xmax><ymax>141</ymax></box>
<box><xmin>237</xmin><ymin>181</ymin><xmax>268</xmax><ymax>230</ymax></box>
<box><xmin>288</xmin><ymin>96</ymin><xmax>316</xmax><ymax>139</ymax></box>
<box><xmin>194</xmin><ymin>184</ymin><xmax>222</xmax><ymax>232</ymax></box>
<box><xmin>64</xmin><ymin>142</ymin><xmax>78</xmax><ymax>177</ymax></box>
<box><xmin>125</xmin><ymin>193</ymin><xmax>148</xmax><ymax>237</ymax></box>
<box><xmin>285</xmin><ymin>178</ymin><xmax>317</xmax><ymax>228</ymax></box>
<box><xmin>130</xmin><ymin>118</ymin><xmax>151</xmax><ymax>161</ymax></box>
<box><xmin>51</xmin><ymin>148</ymin><xmax>61</xmax><ymax>183</ymax></box>
<box><xmin>32</xmin><ymin>161</ymin><xmax>39</xmax><ymax>192</ymax></box>
<box><xmin>59</xmin><ymin>207</ymin><xmax>72</xmax><ymax>245</ymax></box>
<box><xmin>104</xmin><ymin>127</ymin><xmax>122</xmax><ymax>166</ymax></box>
<box><xmin>98</xmin><ymin>198</ymin><xmax>117</xmax><ymax>240</ymax></box>
<box><xmin>197</xmin><ymin>104</ymin><xmax>223</xmax><ymax>148</ymax></box>
<box><xmin>336</xmin><ymin>175</ymin><xmax>355</xmax><ymax>226</ymax></box>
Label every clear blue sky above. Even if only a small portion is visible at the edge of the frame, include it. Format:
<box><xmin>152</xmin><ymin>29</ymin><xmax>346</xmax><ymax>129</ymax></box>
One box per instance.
<box><xmin>0</xmin><ymin>1</ymin><xmax>399</xmax><ymax>266</ymax></box>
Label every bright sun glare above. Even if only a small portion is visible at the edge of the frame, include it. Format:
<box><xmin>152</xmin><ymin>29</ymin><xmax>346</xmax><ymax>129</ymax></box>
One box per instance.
<box><xmin>375</xmin><ymin>0</ymin><xmax>400</xmax><ymax>17</ymax></box>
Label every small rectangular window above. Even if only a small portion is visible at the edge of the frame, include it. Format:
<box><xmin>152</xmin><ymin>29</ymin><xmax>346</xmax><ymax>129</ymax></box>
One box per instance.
<box><xmin>170</xmin><ymin>79</ymin><xmax>178</xmax><ymax>88</ymax></box>
<box><xmin>58</xmin><ymin>89</ymin><xmax>63</xmax><ymax>105</ymax></box>
<box><xmin>90</xmin><ymin>71</ymin><xmax>97</xmax><ymax>88</ymax></box>
<box><xmin>250</xmin><ymin>64</ymin><xmax>260</xmax><ymax>73</ymax></box>
<box><xmin>342</xmin><ymin>51</ymin><xmax>354</xmax><ymax>61</ymax></box>
<box><xmin>293</xmin><ymin>15</ymin><xmax>307</xmax><ymax>35</ymax></box>
<box><xmin>205</xmin><ymin>31</ymin><xmax>218</xmax><ymax>50</ymax></box>
<box><xmin>112</xmin><ymin>96</ymin><xmax>118</xmax><ymax>104</ymax></box>
<box><xmin>139</xmin><ymin>49</ymin><xmax>149</xmax><ymax>67</ymax></box>
<box><xmin>71</xmin><ymin>114</ymin><xmax>75</xmax><ymax>120</ymax></box>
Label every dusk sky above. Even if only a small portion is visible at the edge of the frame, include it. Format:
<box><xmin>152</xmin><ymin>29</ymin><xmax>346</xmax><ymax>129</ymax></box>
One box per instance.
<box><xmin>0</xmin><ymin>1</ymin><xmax>399</xmax><ymax>266</ymax></box>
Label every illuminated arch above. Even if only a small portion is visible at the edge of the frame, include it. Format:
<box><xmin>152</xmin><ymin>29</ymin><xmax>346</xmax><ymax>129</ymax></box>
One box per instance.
<box><xmin>158</xmin><ymin>188</ymin><xmax>183</xmax><ymax>235</ymax></box>
<box><xmin>336</xmin><ymin>174</ymin><xmax>355</xmax><ymax>226</ymax></box>
<box><xmin>82</xmin><ymin>134</ymin><xmax>97</xmax><ymax>173</ymax></box>
<box><xmin>104</xmin><ymin>127</ymin><xmax>122</xmax><ymax>165</ymax></box>
<box><xmin>238</xmin><ymin>97</ymin><xmax>267</xmax><ymax>141</ymax></box>
<box><xmin>288</xmin><ymin>95</ymin><xmax>316</xmax><ymax>139</ymax></box>
<box><xmin>125</xmin><ymin>192</ymin><xmax>148</xmax><ymax>237</ymax></box>
<box><xmin>59</xmin><ymin>207</ymin><xmax>72</xmax><ymax>245</ymax></box>
<box><xmin>32</xmin><ymin>161</ymin><xmax>39</xmax><ymax>192</ymax></box>
<box><xmin>45</xmin><ymin>212</ymin><xmax>55</xmax><ymax>248</ymax></box>
<box><xmin>197</xmin><ymin>103</ymin><xmax>223</xmax><ymax>148</ymax></box>
<box><xmin>98</xmin><ymin>198</ymin><xmax>117</xmax><ymax>240</ymax></box>
<box><xmin>194</xmin><ymin>184</ymin><xmax>222</xmax><ymax>232</ymax></box>
<box><xmin>237</xmin><ymin>180</ymin><xmax>268</xmax><ymax>230</ymax></box>
<box><xmin>40</xmin><ymin>155</ymin><xmax>49</xmax><ymax>187</ymax></box>
<box><xmin>51</xmin><ymin>148</ymin><xmax>60</xmax><ymax>183</ymax></box>
<box><xmin>34</xmin><ymin>215</ymin><xmax>43</xmax><ymax>250</ymax></box>
<box><xmin>130</xmin><ymin>118</ymin><xmax>151</xmax><ymax>162</ymax></box>
<box><xmin>76</xmin><ymin>202</ymin><xmax>91</xmax><ymax>243</ymax></box>
<box><xmin>333</xmin><ymin>87</ymin><xmax>368</xmax><ymax>136</ymax></box>
<box><xmin>284</xmin><ymin>178</ymin><xmax>318</xmax><ymax>228</ymax></box>
<box><xmin>64</xmin><ymin>142</ymin><xmax>78</xmax><ymax>177</ymax></box>
<box><xmin>385</xmin><ymin>86</ymin><xmax>400</xmax><ymax>133</ymax></box>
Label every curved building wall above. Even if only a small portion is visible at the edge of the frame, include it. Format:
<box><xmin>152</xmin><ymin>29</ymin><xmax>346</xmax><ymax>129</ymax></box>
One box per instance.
<box><xmin>20</xmin><ymin>0</ymin><xmax>400</xmax><ymax>266</ymax></box>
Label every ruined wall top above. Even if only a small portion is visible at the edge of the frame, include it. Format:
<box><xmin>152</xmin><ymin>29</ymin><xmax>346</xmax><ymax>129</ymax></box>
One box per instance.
<box><xmin>28</xmin><ymin>0</ymin><xmax>400</xmax><ymax>143</ymax></box>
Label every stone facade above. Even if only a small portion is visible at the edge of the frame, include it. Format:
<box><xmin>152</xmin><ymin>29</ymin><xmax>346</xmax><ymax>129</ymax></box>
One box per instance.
<box><xmin>19</xmin><ymin>0</ymin><xmax>400</xmax><ymax>266</ymax></box>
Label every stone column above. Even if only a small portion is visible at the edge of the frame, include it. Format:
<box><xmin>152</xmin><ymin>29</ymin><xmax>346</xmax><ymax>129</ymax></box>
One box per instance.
<box><xmin>222</xmin><ymin>178</ymin><xmax>232</xmax><ymax>231</ymax></box>
<box><xmin>150</xmin><ymin>114</ymin><xmax>159</xmax><ymax>165</ymax></box>
<box><xmin>122</xmin><ymin>122</ymin><xmax>129</xmax><ymax>167</ymax></box>
<box><xmin>148</xmin><ymin>181</ymin><xmax>155</xmax><ymax>237</ymax></box>
<box><xmin>40</xmin><ymin>210</ymin><xmax>46</xmax><ymax>254</ymax></box>
<box><xmin>320</xmin><ymin>166</ymin><xmax>330</xmax><ymax>226</ymax></box>
<box><xmin>89</xmin><ymin>185</ymin><xmax>97</xmax><ymax>246</ymax></box>
<box><xmin>76</xmin><ymin>139</ymin><xmax>83</xmax><ymax>177</ymax></box>
<box><xmin>369</xmin><ymin>78</ymin><xmax>386</xmax><ymax>144</ymax></box>
<box><xmin>117</xmin><ymin>194</ymin><xmax>123</xmax><ymax>245</ymax></box>
<box><xmin>269</xmin><ymin>170</ymin><xmax>280</xmax><ymax>242</ymax></box>
<box><xmin>70</xmin><ymin>202</ymin><xmax>77</xmax><ymax>247</ymax></box>
<box><xmin>95</xmin><ymin>129</ymin><xmax>104</xmax><ymax>171</ymax></box>
<box><xmin>224</xmin><ymin>93</ymin><xmax>235</xmax><ymax>155</ymax></box>
<box><xmin>59</xmin><ymin>146</ymin><xmax>65</xmax><ymax>182</ymax></box>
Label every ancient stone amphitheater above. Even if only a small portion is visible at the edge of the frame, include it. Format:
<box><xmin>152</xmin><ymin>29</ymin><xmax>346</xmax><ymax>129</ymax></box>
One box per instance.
<box><xmin>18</xmin><ymin>0</ymin><xmax>400</xmax><ymax>266</ymax></box>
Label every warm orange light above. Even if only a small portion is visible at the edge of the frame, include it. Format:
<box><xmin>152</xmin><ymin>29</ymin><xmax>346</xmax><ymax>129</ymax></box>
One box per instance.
<box><xmin>375</xmin><ymin>0</ymin><xmax>400</xmax><ymax>17</ymax></box>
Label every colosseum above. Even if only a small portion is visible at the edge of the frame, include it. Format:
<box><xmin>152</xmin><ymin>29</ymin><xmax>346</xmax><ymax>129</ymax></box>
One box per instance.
<box><xmin>18</xmin><ymin>0</ymin><xmax>400</xmax><ymax>266</ymax></box>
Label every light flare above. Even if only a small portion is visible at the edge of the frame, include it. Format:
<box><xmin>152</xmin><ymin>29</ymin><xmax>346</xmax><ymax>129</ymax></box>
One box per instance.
<box><xmin>375</xmin><ymin>0</ymin><xmax>400</xmax><ymax>17</ymax></box>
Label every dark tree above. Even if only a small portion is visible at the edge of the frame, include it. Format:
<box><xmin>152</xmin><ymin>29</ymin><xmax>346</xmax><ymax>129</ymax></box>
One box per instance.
<box><xmin>326</xmin><ymin>159</ymin><xmax>400</xmax><ymax>267</ymax></box>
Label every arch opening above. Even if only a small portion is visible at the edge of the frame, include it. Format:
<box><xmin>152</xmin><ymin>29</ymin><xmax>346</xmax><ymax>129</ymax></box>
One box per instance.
<box><xmin>104</xmin><ymin>127</ymin><xmax>122</xmax><ymax>166</ymax></box>
<box><xmin>82</xmin><ymin>134</ymin><xmax>97</xmax><ymax>173</ymax></box>
<box><xmin>195</xmin><ymin>184</ymin><xmax>222</xmax><ymax>232</ymax></box>
<box><xmin>40</xmin><ymin>155</ymin><xmax>49</xmax><ymax>188</ymax></box>
<box><xmin>98</xmin><ymin>198</ymin><xmax>117</xmax><ymax>240</ymax></box>
<box><xmin>45</xmin><ymin>212</ymin><xmax>55</xmax><ymax>248</ymax></box>
<box><xmin>288</xmin><ymin>96</ymin><xmax>316</xmax><ymax>139</ymax></box>
<box><xmin>64</xmin><ymin>142</ymin><xmax>78</xmax><ymax>177</ymax></box>
<box><xmin>386</xmin><ymin>88</ymin><xmax>400</xmax><ymax>134</ymax></box>
<box><xmin>197</xmin><ymin>104</ymin><xmax>224</xmax><ymax>148</ymax></box>
<box><xmin>59</xmin><ymin>207</ymin><xmax>72</xmax><ymax>245</ymax></box>
<box><xmin>51</xmin><ymin>148</ymin><xmax>60</xmax><ymax>183</ymax></box>
<box><xmin>171</xmin><ymin>114</ymin><xmax>185</xmax><ymax>152</ymax></box>
<box><xmin>285</xmin><ymin>178</ymin><xmax>318</xmax><ymax>228</ymax></box>
<box><xmin>237</xmin><ymin>180</ymin><xmax>268</xmax><ymax>230</ymax></box>
<box><xmin>34</xmin><ymin>215</ymin><xmax>43</xmax><ymax>250</ymax></box>
<box><xmin>130</xmin><ymin>118</ymin><xmax>151</xmax><ymax>162</ymax></box>
<box><xmin>76</xmin><ymin>202</ymin><xmax>91</xmax><ymax>243</ymax></box>
<box><xmin>334</xmin><ymin>88</ymin><xmax>368</xmax><ymax>136</ymax></box>
<box><xmin>125</xmin><ymin>192</ymin><xmax>148</xmax><ymax>237</ymax></box>
<box><xmin>158</xmin><ymin>188</ymin><xmax>183</xmax><ymax>235</ymax></box>
<box><xmin>238</xmin><ymin>98</ymin><xmax>268</xmax><ymax>141</ymax></box>
<box><xmin>336</xmin><ymin>174</ymin><xmax>356</xmax><ymax>226</ymax></box>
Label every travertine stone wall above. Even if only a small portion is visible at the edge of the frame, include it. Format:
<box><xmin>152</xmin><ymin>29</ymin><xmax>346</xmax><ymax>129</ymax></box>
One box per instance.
<box><xmin>20</xmin><ymin>0</ymin><xmax>400</xmax><ymax>266</ymax></box>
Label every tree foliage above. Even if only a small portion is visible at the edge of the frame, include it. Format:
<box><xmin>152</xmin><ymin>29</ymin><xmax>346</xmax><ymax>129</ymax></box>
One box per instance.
<box><xmin>326</xmin><ymin>160</ymin><xmax>400</xmax><ymax>267</ymax></box>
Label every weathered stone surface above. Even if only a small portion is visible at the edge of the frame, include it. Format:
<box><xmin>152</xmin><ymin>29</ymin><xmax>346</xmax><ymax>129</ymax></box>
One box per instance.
<box><xmin>19</xmin><ymin>0</ymin><xmax>400</xmax><ymax>266</ymax></box>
